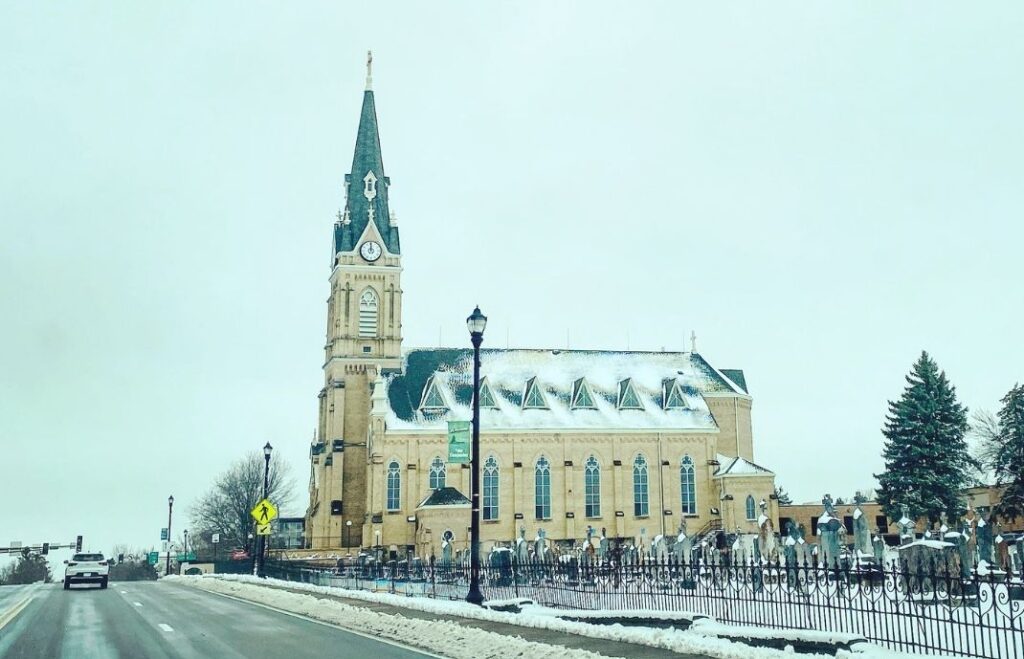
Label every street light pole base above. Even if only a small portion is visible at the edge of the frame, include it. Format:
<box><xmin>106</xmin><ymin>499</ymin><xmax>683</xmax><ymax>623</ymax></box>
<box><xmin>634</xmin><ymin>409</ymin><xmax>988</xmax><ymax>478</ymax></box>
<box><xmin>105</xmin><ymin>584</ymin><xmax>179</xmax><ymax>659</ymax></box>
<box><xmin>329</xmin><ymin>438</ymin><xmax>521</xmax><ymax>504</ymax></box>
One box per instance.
<box><xmin>465</xmin><ymin>587</ymin><xmax>484</xmax><ymax>606</ymax></box>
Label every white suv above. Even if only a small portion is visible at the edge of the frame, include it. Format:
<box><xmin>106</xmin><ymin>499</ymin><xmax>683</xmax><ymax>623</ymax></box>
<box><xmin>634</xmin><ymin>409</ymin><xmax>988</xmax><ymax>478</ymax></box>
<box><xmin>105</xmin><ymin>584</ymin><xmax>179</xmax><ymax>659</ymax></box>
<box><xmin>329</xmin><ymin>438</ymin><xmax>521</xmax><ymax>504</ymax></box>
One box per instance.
<box><xmin>64</xmin><ymin>553</ymin><xmax>110</xmax><ymax>589</ymax></box>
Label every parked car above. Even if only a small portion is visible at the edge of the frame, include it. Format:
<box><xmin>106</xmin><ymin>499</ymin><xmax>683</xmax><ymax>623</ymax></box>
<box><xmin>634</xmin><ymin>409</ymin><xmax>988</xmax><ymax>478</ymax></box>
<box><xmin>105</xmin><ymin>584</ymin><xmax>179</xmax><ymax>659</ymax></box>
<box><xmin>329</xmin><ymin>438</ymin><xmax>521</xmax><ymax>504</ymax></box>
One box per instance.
<box><xmin>230</xmin><ymin>549</ymin><xmax>250</xmax><ymax>560</ymax></box>
<box><xmin>64</xmin><ymin>553</ymin><xmax>109</xmax><ymax>589</ymax></box>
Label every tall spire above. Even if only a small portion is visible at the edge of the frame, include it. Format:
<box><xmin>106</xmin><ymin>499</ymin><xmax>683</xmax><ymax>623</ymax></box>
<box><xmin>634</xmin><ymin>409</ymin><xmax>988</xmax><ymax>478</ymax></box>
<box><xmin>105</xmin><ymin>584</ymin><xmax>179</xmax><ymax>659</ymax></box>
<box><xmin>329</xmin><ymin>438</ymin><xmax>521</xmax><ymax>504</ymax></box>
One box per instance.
<box><xmin>334</xmin><ymin>54</ymin><xmax>401</xmax><ymax>260</ymax></box>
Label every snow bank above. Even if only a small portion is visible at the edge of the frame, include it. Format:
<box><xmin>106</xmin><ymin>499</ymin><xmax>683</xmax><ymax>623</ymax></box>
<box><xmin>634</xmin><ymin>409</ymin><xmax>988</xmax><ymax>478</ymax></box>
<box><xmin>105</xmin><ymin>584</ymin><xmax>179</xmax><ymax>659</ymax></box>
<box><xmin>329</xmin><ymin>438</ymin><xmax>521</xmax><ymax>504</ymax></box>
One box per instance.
<box><xmin>176</xmin><ymin>574</ymin><xmax>919</xmax><ymax>659</ymax></box>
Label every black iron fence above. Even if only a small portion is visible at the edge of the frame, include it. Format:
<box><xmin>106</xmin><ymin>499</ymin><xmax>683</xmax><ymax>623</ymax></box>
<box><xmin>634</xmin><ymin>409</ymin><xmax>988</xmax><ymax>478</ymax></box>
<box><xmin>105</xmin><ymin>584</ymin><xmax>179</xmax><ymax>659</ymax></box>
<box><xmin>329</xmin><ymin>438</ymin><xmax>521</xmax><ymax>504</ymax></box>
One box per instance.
<box><xmin>261</xmin><ymin>557</ymin><xmax>1023</xmax><ymax>658</ymax></box>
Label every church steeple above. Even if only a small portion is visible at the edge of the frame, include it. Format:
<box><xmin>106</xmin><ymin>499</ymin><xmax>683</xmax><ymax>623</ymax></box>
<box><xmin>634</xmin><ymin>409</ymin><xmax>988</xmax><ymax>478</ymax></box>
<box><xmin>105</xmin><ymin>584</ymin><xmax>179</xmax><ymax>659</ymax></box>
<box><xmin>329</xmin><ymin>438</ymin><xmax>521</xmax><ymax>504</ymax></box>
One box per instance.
<box><xmin>334</xmin><ymin>51</ymin><xmax>401</xmax><ymax>261</ymax></box>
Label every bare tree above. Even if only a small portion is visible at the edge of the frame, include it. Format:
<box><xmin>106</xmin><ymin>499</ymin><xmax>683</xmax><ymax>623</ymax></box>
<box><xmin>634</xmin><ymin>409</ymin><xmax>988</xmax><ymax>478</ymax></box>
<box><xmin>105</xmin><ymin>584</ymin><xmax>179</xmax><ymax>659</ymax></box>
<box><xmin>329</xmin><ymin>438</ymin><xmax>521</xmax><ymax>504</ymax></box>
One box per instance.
<box><xmin>969</xmin><ymin>409</ymin><xmax>1000</xmax><ymax>483</ymax></box>
<box><xmin>189</xmin><ymin>451</ymin><xmax>295</xmax><ymax>553</ymax></box>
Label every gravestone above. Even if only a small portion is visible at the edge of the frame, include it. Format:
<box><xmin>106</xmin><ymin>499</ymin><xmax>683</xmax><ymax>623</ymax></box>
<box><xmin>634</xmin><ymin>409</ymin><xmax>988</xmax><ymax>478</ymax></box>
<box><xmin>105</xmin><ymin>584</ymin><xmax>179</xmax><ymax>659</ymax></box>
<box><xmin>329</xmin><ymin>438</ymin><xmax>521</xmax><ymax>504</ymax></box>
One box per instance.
<box><xmin>872</xmin><ymin>535</ymin><xmax>885</xmax><ymax>564</ymax></box>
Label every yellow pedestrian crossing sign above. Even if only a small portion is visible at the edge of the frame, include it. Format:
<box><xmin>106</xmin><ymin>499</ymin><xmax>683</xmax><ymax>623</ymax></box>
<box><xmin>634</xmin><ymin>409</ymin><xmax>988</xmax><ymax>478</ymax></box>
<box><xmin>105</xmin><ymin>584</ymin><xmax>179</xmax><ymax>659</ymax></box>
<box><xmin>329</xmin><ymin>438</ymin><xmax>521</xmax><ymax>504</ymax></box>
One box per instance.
<box><xmin>251</xmin><ymin>498</ymin><xmax>278</xmax><ymax>524</ymax></box>
<box><xmin>256</xmin><ymin>523</ymin><xmax>272</xmax><ymax>536</ymax></box>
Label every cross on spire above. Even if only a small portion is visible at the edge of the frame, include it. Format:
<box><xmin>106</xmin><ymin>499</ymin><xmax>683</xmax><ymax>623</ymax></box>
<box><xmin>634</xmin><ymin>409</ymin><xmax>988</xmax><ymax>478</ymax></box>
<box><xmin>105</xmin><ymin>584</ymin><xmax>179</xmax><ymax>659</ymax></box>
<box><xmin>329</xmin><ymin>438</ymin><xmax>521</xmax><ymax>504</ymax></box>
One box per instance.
<box><xmin>690</xmin><ymin>330</ymin><xmax>697</xmax><ymax>353</ymax></box>
<box><xmin>366</xmin><ymin>50</ymin><xmax>373</xmax><ymax>90</ymax></box>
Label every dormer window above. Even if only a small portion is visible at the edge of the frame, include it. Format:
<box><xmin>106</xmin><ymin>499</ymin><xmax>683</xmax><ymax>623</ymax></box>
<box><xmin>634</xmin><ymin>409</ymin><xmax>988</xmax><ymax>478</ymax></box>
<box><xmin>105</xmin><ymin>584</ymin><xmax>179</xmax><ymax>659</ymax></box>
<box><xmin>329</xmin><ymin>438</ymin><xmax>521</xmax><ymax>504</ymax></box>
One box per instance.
<box><xmin>363</xmin><ymin>170</ymin><xmax>378</xmax><ymax>202</ymax></box>
<box><xmin>617</xmin><ymin>378</ymin><xmax>643</xmax><ymax>410</ymax></box>
<box><xmin>571</xmin><ymin>378</ymin><xmax>597</xmax><ymax>410</ymax></box>
<box><xmin>522</xmin><ymin>377</ymin><xmax>548</xmax><ymax>409</ymax></box>
<box><xmin>477</xmin><ymin>378</ymin><xmax>499</xmax><ymax>409</ymax></box>
<box><xmin>664</xmin><ymin>379</ymin><xmax>688</xmax><ymax>410</ymax></box>
<box><xmin>419</xmin><ymin>376</ymin><xmax>448</xmax><ymax>413</ymax></box>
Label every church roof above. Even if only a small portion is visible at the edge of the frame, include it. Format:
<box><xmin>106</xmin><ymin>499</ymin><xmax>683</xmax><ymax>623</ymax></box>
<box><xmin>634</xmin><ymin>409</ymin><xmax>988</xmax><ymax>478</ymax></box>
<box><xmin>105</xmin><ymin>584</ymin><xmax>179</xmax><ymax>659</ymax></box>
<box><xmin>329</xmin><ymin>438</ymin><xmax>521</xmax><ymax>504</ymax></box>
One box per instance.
<box><xmin>417</xmin><ymin>487</ymin><xmax>471</xmax><ymax>507</ymax></box>
<box><xmin>714</xmin><ymin>453</ymin><xmax>774</xmax><ymax>477</ymax></box>
<box><xmin>384</xmin><ymin>348</ymin><xmax>747</xmax><ymax>432</ymax></box>
<box><xmin>334</xmin><ymin>76</ymin><xmax>401</xmax><ymax>258</ymax></box>
<box><xmin>720</xmin><ymin>369</ymin><xmax>748</xmax><ymax>394</ymax></box>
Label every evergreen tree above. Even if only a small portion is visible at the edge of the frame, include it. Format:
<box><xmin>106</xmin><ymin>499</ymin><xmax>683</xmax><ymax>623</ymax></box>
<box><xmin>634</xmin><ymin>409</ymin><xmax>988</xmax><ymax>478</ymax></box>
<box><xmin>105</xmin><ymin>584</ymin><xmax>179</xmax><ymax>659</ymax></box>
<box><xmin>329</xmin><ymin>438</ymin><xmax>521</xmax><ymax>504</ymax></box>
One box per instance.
<box><xmin>773</xmin><ymin>485</ymin><xmax>793</xmax><ymax>505</ymax></box>
<box><xmin>874</xmin><ymin>351</ymin><xmax>972</xmax><ymax>524</ymax></box>
<box><xmin>992</xmin><ymin>384</ymin><xmax>1024</xmax><ymax>521</ymax></box>
<box><xmin>0</xmin><ymin>552</ymin><xmax>52</xmax><ymax>585</ymax></box>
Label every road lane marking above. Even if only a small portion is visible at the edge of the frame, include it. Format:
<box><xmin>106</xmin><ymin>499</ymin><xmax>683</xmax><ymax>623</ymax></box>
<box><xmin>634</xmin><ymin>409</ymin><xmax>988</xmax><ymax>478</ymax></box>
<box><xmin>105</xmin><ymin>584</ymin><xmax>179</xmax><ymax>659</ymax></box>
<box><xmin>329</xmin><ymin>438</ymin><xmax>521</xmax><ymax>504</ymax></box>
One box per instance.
<box><xmin>0</xmin><ymin>589</ymin><xmax>36</xmax><ymax>632</ymax></box>
<box><xmin>133</xmin><ymin>601</ymin><xmax>142</xmax><ymax>607</ymax></box>
<box><xmin>192</xmin><ymin>587</ymin><xmax>443</xmax><ymax>659</ymax></box>
<box><xmin>158</xmin><ymin>623</ymin><xmax>174</xmax><ymax>632</ymax></box>
<box><xmin>120</xmin><ymin>590</ymin><xmax>128</xmax><ymax>594</ymax></box>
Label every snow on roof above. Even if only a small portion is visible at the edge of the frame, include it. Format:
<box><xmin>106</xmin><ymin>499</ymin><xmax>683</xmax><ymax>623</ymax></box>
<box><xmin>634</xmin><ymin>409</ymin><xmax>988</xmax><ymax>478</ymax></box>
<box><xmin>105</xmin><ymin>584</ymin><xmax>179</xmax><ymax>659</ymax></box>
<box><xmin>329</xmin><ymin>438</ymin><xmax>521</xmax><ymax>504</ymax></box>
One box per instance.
<box><xmin>384</xmin><ymin>349</ymin><xmax>745</xmax><ymax>432</ymax></box>
<box><xmin>713</xmin><ymin>453</ymin><xmax>774</xmax><ymax>476</ymax></box>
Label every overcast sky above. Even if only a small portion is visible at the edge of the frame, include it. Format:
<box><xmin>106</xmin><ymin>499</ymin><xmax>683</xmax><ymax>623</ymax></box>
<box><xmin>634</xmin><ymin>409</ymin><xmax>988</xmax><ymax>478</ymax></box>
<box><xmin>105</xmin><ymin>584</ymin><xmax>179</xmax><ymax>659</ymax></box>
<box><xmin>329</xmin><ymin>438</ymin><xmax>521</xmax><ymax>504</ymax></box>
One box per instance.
<box><xmin>2</xmin><ymin>3</ymin><xmax>1021</xmax><ymax>562</ymax></box>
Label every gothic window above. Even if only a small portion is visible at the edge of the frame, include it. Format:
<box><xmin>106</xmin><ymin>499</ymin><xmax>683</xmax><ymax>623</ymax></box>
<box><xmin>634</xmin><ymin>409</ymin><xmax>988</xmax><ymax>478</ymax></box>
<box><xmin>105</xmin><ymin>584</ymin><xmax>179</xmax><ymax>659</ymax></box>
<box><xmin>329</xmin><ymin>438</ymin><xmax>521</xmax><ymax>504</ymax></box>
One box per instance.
<box><xmin>386</xmin><ymin>460</ymin><xmax>400</xmax><ymax>511</ymax></box>
<box><xmin>359</xmin><ymin>288</ymin><xmax>379</xmax><ymax>337</ymax></box>
<box><xmin>665</xmin><ymin>380</ymin><xmax>688</xmax><ymax>410</ymax></box>
<box><xmin>680</xmin><ymin>455</ymin><xmax>696</xmax><ymax>515</ymax></box>
<box><xmin>535</xmin><ymin>456</ymin><xmax>551</xmax><ymax>519</ymax></box>
<box><xmin>483</xmin><ymin>456</ymin><xmax>499</xmax><ymax>521</ymax></box>
<box><xmin>478</xmin><ymin>378</ymin><xmax>498</xmax><ymax>409</ymax></box>
<box><xmin>746</xmin><ymin>495</ymin><xmax>756</xmax><ymax>520</ymax></box>
<box><xmin>419</xmin><ymin>377</ymin><xmax>448</xmax><ymax>412</ymax></box>
<box><xmin>572</xmin><ymin>378</ymin><xmax>597</xmax><ymax>410</ymax></box>
<box><xmin>429</xmin><ymin>456</ymin><xmax>446</xmax><ymax>490</ymax></box>
<box><xmin>523</xmin><ymin>377</ymin><xmax>548</xmax><ymax>409</ymax></box>
<box><xmin>633</xmin><ymin>454</ymin><xmax>649</xmax><ymax>517</ymax></box>
<box><xmin>618</xmin><ymin>379</ymin><xmax>643</xmax><ymax>410</ymax></box>
<box><xmin>584</xmin><ymin>456</ymin><xmax>601</xmax><ymax>518</ymax></box>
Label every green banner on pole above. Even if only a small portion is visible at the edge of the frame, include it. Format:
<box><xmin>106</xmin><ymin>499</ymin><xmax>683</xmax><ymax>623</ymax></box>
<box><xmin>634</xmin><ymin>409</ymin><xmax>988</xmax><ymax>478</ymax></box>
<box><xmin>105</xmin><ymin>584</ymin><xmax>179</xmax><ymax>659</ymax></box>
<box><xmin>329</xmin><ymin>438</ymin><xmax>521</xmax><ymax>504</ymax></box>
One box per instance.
<box><xmin>447</xmin><ymin>420</ymin><xmax>470</xmax><ymax>464</ymax></box>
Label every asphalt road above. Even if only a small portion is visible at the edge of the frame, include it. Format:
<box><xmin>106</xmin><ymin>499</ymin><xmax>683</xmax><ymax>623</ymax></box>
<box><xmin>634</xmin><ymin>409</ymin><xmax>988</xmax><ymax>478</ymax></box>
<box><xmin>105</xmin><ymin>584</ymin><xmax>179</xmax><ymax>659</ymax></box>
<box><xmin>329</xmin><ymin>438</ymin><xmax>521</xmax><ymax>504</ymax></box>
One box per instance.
<box><xmin>0</xmin><ymin>581</ymin><xmax>436</xmax><ymax>659</ymax></box>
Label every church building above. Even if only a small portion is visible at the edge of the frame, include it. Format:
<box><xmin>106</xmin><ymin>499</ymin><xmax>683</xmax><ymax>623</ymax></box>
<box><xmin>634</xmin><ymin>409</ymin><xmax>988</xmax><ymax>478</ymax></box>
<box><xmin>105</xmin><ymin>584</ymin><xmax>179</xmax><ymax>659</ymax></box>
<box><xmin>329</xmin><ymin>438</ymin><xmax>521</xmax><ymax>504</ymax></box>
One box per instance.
<box><xmin>305</xmin><ymin>59</ymin><xmax>778</xmax><ymax>558</ymax></box>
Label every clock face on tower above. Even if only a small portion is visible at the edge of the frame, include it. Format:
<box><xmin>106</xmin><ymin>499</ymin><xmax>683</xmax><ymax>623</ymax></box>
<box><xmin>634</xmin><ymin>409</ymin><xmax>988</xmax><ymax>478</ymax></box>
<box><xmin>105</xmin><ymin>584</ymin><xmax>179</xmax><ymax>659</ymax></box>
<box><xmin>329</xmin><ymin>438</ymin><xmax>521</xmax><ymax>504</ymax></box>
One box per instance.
<box><xmin>359</xmin><ymin>241</ymin><xmax>382</xmax><ymax>262</ymax></box>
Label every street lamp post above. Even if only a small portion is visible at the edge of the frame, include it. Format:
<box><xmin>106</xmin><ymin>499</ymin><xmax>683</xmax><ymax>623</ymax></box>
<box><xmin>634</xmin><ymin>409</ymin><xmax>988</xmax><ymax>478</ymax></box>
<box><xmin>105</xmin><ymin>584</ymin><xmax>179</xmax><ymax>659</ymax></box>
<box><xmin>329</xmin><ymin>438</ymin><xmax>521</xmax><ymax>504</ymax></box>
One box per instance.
<box><xmin>465</xmin><ymin>306</ymin><xmax>487</xmax><ymax>605</ymax></box>
<box><xmin>345</xmin><ymin>520</ymin><xmax>352</xmax><ymax>551</ymax></box>
<box><xmin>257</xmin><ymin>442</ymin><xmax>273</xmax><ymax>577</ymax></box>
<box><xmin>165</xmin><ymin>495</ymin><xmax>174</xmax><ymax>577</ymax></box>
<box><xmin>181</xmin><ymin>529</ymin><xmax>188</xmax><ymax>575</ymax></box>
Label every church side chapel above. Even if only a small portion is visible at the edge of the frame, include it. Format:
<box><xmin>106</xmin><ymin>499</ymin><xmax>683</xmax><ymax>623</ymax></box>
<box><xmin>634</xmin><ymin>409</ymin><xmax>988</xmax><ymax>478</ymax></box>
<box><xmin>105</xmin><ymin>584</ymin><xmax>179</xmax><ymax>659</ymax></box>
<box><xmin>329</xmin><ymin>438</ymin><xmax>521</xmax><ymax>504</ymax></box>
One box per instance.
<box><xmin>305</xmin><ymin>56</ymin><xmax>779</xmax><ymax>560</ymax></box>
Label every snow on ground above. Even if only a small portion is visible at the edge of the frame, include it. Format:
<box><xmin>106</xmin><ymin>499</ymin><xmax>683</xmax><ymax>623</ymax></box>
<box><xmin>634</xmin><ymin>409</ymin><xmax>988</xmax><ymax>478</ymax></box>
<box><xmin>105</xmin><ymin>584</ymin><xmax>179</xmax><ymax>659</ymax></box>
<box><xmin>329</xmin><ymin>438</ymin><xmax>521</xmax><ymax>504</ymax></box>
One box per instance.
<box><xmin>174</xmin><ymin>574</ymin><xmax>929</xmax><ymax>659</ymax></box>
<box><xmin>171</xmin><ymin>575</ymin><xmax>601</xmax><ymax>659</ymax></box>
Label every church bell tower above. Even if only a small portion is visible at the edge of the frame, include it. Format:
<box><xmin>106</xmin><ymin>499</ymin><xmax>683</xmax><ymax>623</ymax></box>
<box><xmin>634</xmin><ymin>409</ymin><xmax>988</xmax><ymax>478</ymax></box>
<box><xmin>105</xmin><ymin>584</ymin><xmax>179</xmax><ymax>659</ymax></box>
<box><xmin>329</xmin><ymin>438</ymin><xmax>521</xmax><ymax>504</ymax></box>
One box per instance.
<box><xmin>307</xmin><ymin>52</ymin><xmax>403</xmax><ymax>549</ymax></box>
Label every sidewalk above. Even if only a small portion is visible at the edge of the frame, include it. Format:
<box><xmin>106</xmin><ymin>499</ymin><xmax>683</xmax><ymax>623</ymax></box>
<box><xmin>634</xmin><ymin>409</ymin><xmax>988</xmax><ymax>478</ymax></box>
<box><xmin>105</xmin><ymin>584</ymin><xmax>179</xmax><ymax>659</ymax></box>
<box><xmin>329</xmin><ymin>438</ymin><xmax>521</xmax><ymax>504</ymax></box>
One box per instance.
<box><xmin>243</xmin><ymin>579</ymin><xmax>708</xmax><ymax>659</ymax></box>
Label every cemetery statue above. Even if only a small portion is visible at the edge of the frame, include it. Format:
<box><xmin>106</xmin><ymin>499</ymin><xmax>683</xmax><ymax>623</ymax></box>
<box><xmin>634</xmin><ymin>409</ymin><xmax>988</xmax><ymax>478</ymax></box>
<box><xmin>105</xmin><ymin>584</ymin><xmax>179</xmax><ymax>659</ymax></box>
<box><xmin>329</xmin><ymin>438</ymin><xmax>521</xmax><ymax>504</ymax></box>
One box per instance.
<box><xmin>757</xmin><ymin>506</ymin><xmax>778</xmax><ymax>563</ymax></box>
<box><xmin>939</xmin><ymin>511</ymin><xmax>949</xmax><ymax>535</ymax></box>
<box><xmin>598</xmin><ymin>528</ymin><xmax>609</xmax><ymax>562</ymax></box>
<box><xmin>516</xmin><ymin>526</ymin><xmax>530</xmax><ymax>564</ymax></box>
<box><xmin>534</xmin><ymin>528</ymin><xmax>548</xmax><ymax>562</ymax></box>
<box><xmin>638</xmin><ymin>527</ymin><xmax>648</xmax><ymax>559</ymax></box>
<box><xmin>652</xmin><ymin>534</ymin><xmax>670</xmax><ymax>563</ymax></box>
<box><xmin>822</xmin><ymin>493</ymin><xmax>837</xmax><ymax>517</ymax></box>
<box><xmin>441</xmin><ymin>539</ymin><xmax>452</xmax><ymax>566</ymax></box>
<box><xmin>674</xmin><ymin>520</ymin><xmax>691</xmax><ymax>563</ymax></box>
<box><xmin>853</xmin><ymin>499</ymin><xmax>872</xmax><ymax>561</ymax></box>
<box><xmin>795</xmin><ymin>522</ymin><xmax>809</xmax><ymax>566</ymax></box>
<box><xmin>783</xmin><ymin>520</ymin><xmax>798</xmax><ymax>567</ymax></box>
<box><xmin>818</xmin><ymin>495</ymin><xmax>842</xmax><ymax>568</ymax></box>
<box><xmin>976</xmin><ymin>514</ymin><xmax>993</xmax><ymax>565</ymax></box>
<box><xmin>897</xmin><ymin>504</ymin><xmax>915</xmax><ymax>545</ymax></box>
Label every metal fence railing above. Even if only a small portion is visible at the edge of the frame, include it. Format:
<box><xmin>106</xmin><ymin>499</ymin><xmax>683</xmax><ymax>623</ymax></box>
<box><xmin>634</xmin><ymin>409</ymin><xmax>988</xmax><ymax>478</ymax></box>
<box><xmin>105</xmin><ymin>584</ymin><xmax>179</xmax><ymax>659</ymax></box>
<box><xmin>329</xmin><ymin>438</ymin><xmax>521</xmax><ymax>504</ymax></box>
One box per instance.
<box><xmin>260</xmin><ymin>556</ymin><xmax>1023</xmax><ymax>659</ymax></box>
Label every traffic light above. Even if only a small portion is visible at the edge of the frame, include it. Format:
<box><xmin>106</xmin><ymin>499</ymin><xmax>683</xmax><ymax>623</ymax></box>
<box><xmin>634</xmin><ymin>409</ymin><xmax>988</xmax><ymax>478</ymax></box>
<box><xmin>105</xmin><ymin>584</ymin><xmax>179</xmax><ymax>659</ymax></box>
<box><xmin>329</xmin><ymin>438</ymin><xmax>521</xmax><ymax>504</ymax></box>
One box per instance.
<box><xmin>75</xmin><ymin>535</ymin><xmax>83</xmax><ymax>552</ymax></box>
<box><xmin>42</xmin><ymin>543</ymin><xmax>49</xmax><ymax>555</ymax></box>
<box><xmin>118</xmin><ymin>553</ymin><xmax>124</xmax><ymax>564</ymax></box>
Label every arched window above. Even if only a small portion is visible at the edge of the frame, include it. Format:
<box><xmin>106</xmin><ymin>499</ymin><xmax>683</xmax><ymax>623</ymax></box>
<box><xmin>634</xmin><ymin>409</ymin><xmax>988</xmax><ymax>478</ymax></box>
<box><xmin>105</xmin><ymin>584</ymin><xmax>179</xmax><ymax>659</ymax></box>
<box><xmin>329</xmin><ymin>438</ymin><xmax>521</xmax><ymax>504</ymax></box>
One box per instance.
<box><xmin>359</xmin><ymin>289</ymin><xmax>379</xmax><ymax>337</ymax></box>
<box><xmin>429</xmin><ymin>456</ymin><xmax>446</xmax><ymax>490</ymax></box>
<box><xmin>386</xmin><ymin>460</ymin><xmax>401</xmax><ymax>511</ymax></box>
<box><xmin>483</xmin><ymin>456</ymin><xmax>499</xmax><ymax>521</ymax></box>
<box><xmin>680</xmin><ymin>455</ymin><xmax>696</xmax><ymax>515</ymax></box>
<box><xmin>584</xmin><ymin>456</ymin><xmax>601</xmax><ymax>518</ymax></box>
<box><xmin>633</xmin><ymin>454</ymin><xmax>649</xmax><ymax>517</ymax></box>
<box><xmin>535</xmin><ymin>456</ymin><xmax>551</xmax><ymax>519</ymax></box>
<box><xmin>745</xmin><ymin>495</ymin><xmax>756</xmax><ymax>520</ymax></box>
